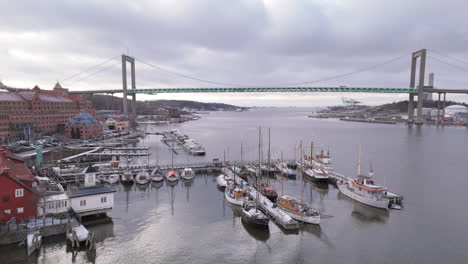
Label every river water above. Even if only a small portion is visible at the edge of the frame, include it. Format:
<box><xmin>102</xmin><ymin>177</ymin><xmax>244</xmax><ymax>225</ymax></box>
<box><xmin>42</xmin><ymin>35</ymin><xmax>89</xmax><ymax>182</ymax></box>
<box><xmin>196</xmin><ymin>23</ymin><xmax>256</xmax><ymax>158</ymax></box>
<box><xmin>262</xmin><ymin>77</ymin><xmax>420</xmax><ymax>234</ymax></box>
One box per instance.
<box><xmin>3</xmin><ymin>107</ymin><xmax>468</xmax><ymax>264</ymax></box>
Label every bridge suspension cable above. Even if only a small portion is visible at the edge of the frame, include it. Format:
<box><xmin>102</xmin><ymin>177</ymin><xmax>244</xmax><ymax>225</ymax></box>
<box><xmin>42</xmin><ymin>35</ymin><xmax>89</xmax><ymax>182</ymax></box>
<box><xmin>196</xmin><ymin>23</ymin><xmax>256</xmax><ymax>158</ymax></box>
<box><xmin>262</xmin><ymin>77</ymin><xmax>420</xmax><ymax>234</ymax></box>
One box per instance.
<box><xmin>61</xmin><ymin>55</ymin><xmax>120</xmax><ymax>83</ymax></box>
<box><xmin>428</xmin><ymin>54</ymin><xmax>468</xmax><ymax>73</ymax></box>
<box><xmin>66</xmin><ymin>60</ymin><xmax>120</xmax><ymax>85</ymax></box>
<box><xmin>428</xmin><ymin>49</ymin><xmax>468</xmax><ymax>66</ymax></box>
<box><xmin>135</xmin><ymin>54</ymin><xmax>407</xmax><ymax>88</ymax></box>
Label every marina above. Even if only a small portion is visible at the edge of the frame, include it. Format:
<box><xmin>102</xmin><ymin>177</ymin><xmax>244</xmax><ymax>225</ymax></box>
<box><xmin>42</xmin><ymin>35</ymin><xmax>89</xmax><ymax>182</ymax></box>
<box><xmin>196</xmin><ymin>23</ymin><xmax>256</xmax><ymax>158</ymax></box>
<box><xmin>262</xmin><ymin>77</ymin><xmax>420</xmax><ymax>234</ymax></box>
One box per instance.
<box><xmin>0</xmin><ymin>108</ymin><xmax>462</xmax><ymax>264</ymax></box>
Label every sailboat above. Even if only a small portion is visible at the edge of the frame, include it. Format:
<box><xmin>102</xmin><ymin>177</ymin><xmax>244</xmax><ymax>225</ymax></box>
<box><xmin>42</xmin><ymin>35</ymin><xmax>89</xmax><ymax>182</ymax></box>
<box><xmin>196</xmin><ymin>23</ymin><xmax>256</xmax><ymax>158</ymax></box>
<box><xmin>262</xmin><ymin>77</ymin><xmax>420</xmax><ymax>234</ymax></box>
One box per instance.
<box><xmin>277</xmin><ymin>196</ymin><xmax>321</xmax><ymax>224</ymax></box>
<box><xmin>181</xmin><ymin>168</ymin><xmax>195</xmax><ymax>180</ymax></box>
<box><xmin>256</xmin><ymin>128</ymin><xmax>279</xmax><ymax>202</ymax></box>
<box><xmin>166</xmin><ymin>140</ymin><xmax>180</xmax><ymax>183</ymax></box>
<box><xmin>106</xmin><ymin>174</ymin><xmax>120</xmax><ymax>184</ymax></box>
<box><xmin>241</xmin><ymin>199</ymin><xmax>269</xmax><ymax>229</ymax></box>
<box><xmin>224</xmin><ymin>182</ymin><xmax>245</xmax><ymax>206</ymax></box>
<box><xmin>120</xmin><ymin>168</ymin><xmax>134</xmax><ymax>184</ymax></box>
<box><xmin>338</xmin><ymin>146</ymin><xmax>389</xmax><ymax>210</ymax></box>
<box><xmin>241</xmin><ymin>129</ymin><xmax>269</xmax><ymax>229</ymax></box>
<box><xmin>135</xmin><ymin>170</ymin><xmax>150</xmax><ymax>185</ymax></box>
<box><xmin>151</xmin><ymin>143</ymin><xmax>164</xmax><ymax>182</ymax></box>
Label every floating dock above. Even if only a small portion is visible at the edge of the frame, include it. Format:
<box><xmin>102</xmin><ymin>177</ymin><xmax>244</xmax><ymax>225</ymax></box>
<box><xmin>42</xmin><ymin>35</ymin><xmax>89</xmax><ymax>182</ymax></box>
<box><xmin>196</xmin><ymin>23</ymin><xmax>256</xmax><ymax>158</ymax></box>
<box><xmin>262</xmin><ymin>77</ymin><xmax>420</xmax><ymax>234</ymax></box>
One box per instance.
<box><xmin>230</xmin><ymin>169</ymin><xmax>300</xmax><ymax>230</ymax></box>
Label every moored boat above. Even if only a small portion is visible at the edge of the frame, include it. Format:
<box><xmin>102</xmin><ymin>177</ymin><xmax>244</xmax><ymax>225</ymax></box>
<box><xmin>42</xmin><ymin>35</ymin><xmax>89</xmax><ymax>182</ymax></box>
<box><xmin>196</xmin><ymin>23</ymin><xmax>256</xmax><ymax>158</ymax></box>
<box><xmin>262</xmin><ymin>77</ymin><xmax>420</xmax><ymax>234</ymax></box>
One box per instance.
<box><xmin>106</xmin><ymin>174</ymin><xmax>119</xmax><ymax>184</ymax></box>
<box><xmin>120</xmin><ymin>169</ymin><xmax>134</xmax><ymax>184</ymax></box>
<box><xmin>151</xmin><ymin>167</ymin><xmax>164</xmax><ymax>182</ymax></box>
<box><xmin>181</xmin><ymin>168</ymin><xmax>195</xmax><ymax>180</ymax></box>
<box><xmin>254</xmin><ymin>179</ymin><xmax>278</xmax><ymax>203</ymax></box>
<box><xmin>277</xmin><ymin>195</ymin><xmax>320</xmax><ymax>224</ymax></box>
<box><xmin>304</xmin><ymin>168</ymin><xmax>329</xmax><ymax>183</ymax></box>
<box><xmin>241</xmin><ymin>200</ymin><xmax>269</xmax><ymax>229</ymax></box>
<box><xmin>135</xmin><ymin>171</ymin><xmax>150</xmax><ymax>185</ymax></box>
<box><xmin>338</xmin><ymin>146</ymin><xmax>389</xmax><ymax>211</ymax></box>
<box><xmin>166</xmin><ymin>170</ymin><xmax>180</xmax><ymax>182</ymax></box>
<box><xmin>216</xmin><ymin>173</ymin><xmax>232</xmax><ymax>189</ymax></box>
<box><xmin>224</xmin><ymin>183</ymin><xmax>245</xmax><ymax>206</ymax></box>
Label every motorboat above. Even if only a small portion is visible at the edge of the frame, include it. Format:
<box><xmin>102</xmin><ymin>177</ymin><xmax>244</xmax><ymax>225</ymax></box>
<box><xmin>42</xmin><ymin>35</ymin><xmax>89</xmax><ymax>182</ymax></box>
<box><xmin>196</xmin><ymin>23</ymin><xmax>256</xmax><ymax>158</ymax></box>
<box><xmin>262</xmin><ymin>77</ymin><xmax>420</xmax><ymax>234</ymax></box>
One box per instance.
<box><xmin>166</xmin><ymin>170</ymin><xmax>180</xmax><ymax>182</ymax></box>
<box><xmin>277</xmin><ymin>195</ymin><xmax>320</xmax><ymax>224</ymax></box>
<box><xmin>106</xmin><ymin>174</ymin><xmax>119</xmax><ymax>184</ymax></box>
<box><xmin>312</xmin><ymin>150</ymin><xmax>334</xmax><ymax>172</ymax></box>
<box><xmin>241</xmin><ymin>199</ymin><xmax>269</xmax><ymax>229</ymax></box>
<box><xmin>224</xmin><ymin>183</ymin><xmax>246</xmax><ymax>206</ymax></box>
<box><xmin>304</xmin><ymin>168</ymin><xmax>329</xmax><ymax>183</ymax></box>
<box><xmin>120</xmin><ymin>169</ymin><xmax>134</xmax><ymax>184</ymax></box>
<box><xmin>276</xmin><ymin>162</ymin><xmax>296</xmax><ymax>178</ymax></box>
<box><xmin>338</xmin><ymin>174</ymin><xmax>389</xmax><ymax>211</ymax></box>
<box><xmin>151</xmin><ymin>167</ymin><xmax>164</xmax><ymax>182</ymax></box>
<box><xmin>181</xmin><ymin>168</ymin><xmax>195</xmax><ymax>180</ymax></box>
<box><xmin>135</xmin><ymin>171</ymin><xmax>150</xmax><ymax>185</ymax></box>
<box><xmin>338</xmin><ymin>145</ymin><xmax>389</xmax><ymax>211</ymax></box>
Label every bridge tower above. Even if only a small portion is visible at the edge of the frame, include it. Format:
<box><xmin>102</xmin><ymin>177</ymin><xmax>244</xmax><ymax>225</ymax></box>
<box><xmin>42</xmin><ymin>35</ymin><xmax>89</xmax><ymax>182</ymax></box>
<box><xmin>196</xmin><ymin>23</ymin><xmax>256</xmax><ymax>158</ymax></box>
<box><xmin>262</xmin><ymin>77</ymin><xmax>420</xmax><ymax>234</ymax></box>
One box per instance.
<box><xmin>408</xmin><ymin>49</ymin><xmax>426</xmax><ymax>125</ymax></box>
<box><xmin>121</xmin><ymin>55</ymin><xmax>136</xmax><ymax>116</ymax></box>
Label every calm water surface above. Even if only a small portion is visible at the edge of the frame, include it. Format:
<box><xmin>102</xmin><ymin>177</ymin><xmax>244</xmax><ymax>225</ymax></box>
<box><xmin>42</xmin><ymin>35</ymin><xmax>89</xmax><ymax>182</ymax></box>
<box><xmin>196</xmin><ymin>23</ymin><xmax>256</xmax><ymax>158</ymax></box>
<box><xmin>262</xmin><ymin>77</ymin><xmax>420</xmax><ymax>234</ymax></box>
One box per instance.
<box><xmin>3</xmin><ymin>107</ymin><xmax>468</xmax><ymax>264</ymax></box>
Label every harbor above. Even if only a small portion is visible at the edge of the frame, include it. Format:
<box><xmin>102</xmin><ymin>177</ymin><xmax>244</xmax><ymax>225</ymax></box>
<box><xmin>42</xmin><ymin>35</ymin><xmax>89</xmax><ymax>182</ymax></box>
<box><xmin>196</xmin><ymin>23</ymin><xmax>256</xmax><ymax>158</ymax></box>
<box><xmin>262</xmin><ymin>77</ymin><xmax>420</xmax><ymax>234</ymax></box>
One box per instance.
<box><xmin>0</xmin><ymin>108</ymin><xmax>465</xmax><ymax>264</ymax></box>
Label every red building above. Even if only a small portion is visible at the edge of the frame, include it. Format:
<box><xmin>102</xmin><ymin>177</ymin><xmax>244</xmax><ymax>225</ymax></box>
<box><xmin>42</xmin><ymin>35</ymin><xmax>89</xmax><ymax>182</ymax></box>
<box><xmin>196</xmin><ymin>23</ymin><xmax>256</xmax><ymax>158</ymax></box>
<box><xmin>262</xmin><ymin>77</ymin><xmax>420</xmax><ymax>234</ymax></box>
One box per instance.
<box><xmin>66</xmin><ymin>111</ymin><xmax>103</xmax><ymax>139</ymax></box>
<box><xmin>0</xmin><ymin>146</ymin><xmax>37</xmax><ymax>224</ymax></box>
<box><xmin>0</xmin><ymin>82</ymin><xmax>95</xmax><ymax>142</ymax></box>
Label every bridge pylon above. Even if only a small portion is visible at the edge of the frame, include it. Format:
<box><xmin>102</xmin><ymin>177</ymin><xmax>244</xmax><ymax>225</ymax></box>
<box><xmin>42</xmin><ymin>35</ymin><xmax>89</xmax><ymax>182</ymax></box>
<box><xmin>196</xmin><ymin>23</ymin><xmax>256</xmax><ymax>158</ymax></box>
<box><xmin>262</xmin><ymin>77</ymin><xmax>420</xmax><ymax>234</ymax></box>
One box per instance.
<box><xmin>121</xmin><ymin>54</ymin><xmax>136</xmax><ymax>116</ymax></box>
<box><xmin>408</xmin><ymin>49</ymin><xmax>426</xmax><ymax>125</ymax></box>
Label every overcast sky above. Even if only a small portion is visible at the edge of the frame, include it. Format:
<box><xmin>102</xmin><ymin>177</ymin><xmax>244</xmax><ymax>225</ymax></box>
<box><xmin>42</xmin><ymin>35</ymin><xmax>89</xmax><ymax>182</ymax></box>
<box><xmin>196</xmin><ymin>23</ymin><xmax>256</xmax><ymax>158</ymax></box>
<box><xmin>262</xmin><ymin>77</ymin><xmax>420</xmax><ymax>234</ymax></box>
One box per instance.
<box><xmin>1</xmin><ymin>0</ymin><xmax>468</xmax><ymax>107</ymax></box>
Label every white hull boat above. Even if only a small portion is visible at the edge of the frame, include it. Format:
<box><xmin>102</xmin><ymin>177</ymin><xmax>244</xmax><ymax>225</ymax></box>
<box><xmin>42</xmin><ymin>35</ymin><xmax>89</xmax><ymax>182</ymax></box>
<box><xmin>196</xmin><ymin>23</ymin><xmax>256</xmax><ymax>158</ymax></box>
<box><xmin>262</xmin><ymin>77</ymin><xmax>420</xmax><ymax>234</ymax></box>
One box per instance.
<box><xmin>151</xmin><ymin>167</ymin><xmax>164</xmax><ymax>182</ymax></box>
<box><xmin>216</xmin><ymin>174</ymin><xmax>232</xmax><ymax>188</ymax></box>
<box><xmin>338</xmin><ymin>180</ymin><xmax>389</xmax><ymax>210</ymax></box>
<box><xmin>181</xmin><ymin>168</ymin><xmax>195</xmax><ymax>180</ymax></box>
<box><xmin>135</xmin><ymin>171</ymin><xmax>150</xmax><ymax>185</ymax></box>
<box><xmin>277</xmin><ymin>196</ymin><xmax>320</xmax><ymax>225</ymax></box>
<box><xmin>106</xmin><ymin>174</ymin><xmax>119</xmax><ymax>184</ymax></box>
<box><xmin>224</xmin><ymin>184</ymin><xmax>245</xmax><ymax>206</ymax></box>
<box><xmin>166</xmin><ymin>170</ymin><xmax>180</xmax><ymax>182</ymax></box>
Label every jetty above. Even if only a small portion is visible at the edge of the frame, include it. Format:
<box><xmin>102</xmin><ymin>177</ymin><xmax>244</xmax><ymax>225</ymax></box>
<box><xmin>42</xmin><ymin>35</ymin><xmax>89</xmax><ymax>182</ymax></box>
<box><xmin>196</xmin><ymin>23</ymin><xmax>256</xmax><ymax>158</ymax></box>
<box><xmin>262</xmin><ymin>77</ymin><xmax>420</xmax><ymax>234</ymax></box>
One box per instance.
<box><xmin>229</xmin><ymin>169</ymin><xmax>300</xmax><ymax>230</ymax></box>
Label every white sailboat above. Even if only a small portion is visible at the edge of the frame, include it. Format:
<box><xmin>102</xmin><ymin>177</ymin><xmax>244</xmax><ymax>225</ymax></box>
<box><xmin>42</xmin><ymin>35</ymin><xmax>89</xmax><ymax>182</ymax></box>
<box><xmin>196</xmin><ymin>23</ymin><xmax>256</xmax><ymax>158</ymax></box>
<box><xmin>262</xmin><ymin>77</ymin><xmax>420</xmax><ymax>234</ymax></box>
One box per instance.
<box><xmin>135</xmin><ymin>170</ymin><xmax>150</xmax><ymax>185</ymax></box>
<box><xmin>181</xmin><ymin>168</ymin><xmax>195</xmax><ymax>180</ymax></box>
<box><xmin>224</xmin><ymin>183</ymin><xmax>245</xmax><ymax>206</ymax></box>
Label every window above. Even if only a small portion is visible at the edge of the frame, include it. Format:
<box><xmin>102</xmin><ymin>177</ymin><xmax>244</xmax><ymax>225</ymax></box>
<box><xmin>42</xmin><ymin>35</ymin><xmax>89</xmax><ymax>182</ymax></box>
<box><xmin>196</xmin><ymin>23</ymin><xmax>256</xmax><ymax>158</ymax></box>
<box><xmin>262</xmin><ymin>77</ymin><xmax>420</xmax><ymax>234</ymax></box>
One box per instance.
<box><xmin>4</xmin><ymin>209</ymin><xmax>11</xmax><ymax>214</ymax></box>
<box><xmin>15</xmin><ymin>189</ymin><xmax>24</xmax><ymax>198</ymax></box>
<box><xmin>101</xmin><ymin>196</ymin><xmax>107</xmax><ymax>203</ymax></box>
<box><xmin>17</xmin><ymin>207</ymin><xmax>23</xmax><ymax>213</ymax></box>
<box><xmin>64</xmin><ymin>201</ymin><xmax>67</xmax><ymax>207</ymax></box>
<box><xmin>80</xmin><ymin>200</ymin><xmax>86</xmax><ymax>206</ymax></box>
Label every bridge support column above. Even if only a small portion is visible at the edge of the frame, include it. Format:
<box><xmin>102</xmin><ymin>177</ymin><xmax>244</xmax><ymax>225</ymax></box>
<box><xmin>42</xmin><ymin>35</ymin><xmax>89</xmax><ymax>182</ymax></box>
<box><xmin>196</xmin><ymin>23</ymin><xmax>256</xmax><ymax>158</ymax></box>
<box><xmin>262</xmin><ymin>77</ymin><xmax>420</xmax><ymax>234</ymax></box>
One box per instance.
<box><xmin>408</xmin><ymin>94</ymin><xmax>415</xmax><ymax>124</ymax></box>
<box><xmin>121</xmin><ymin>54</ymin><xmax>136</xmax><ymax>116</ymax></box>
<box><xmin>442</xmin><ymin>93</ymin><xmax>446</xmax><ymax>126</ymax></box>
<box><xmin>409</xmin><ymin>49</ymin><xmax>426</xmax><ymax>125</ymax></box>
<box><xmin>131</xmin><ymin>60</ymin><xmax>137</xmax><ymax>116</ymax></box>
<box><xmin>436</xmin><ymin>93</ymin><xmax>441</xmax><ymax>126</ymax></box>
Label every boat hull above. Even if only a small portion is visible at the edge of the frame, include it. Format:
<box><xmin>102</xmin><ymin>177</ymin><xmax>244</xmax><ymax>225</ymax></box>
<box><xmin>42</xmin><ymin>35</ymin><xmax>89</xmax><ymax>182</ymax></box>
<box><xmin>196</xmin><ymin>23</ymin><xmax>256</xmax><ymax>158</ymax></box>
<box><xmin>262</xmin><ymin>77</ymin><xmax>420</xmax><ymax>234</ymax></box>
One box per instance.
<box><xmin>224</xmin><ymin>191</ymin><xmax>245</xmax><ymax>206</ymax></box>
<box><xmin>278</xmin><ymin>204</ymin><xmax>321</xmax><ymax>224</ymax></box>
<box><xmin>241</xmin><ymin>211</ymin><xmax>269</xmax><ymax>229</ymax></box>
<box><xmin>338</xmin><ymin>182</ymin><xmax>389</xmax><ymax>211</ymax></box>
<box><xmin>151</xmin><ymin>176</ymin><xmax>164</xmax><ymax>182</ymax></box>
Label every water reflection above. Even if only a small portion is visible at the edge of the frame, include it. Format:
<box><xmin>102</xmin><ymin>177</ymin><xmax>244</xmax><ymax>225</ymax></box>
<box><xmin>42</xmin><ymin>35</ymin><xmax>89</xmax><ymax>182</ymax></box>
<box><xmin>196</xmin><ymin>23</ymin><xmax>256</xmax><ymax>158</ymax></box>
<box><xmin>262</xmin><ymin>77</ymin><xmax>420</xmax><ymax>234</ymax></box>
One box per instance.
<box><xmin>182</xmin><ymin>178</ymin><xmax>194</xmax><ymax>202</ymax></box>
<box><xmin>351</xmin><ymin>204</ymin><xmax>389</xmax><ymax>223</ymax></box>
<box><xmin>241</xmin><ymin>219</ymin><xmax>270</xmax><ymax>242</ymax></box>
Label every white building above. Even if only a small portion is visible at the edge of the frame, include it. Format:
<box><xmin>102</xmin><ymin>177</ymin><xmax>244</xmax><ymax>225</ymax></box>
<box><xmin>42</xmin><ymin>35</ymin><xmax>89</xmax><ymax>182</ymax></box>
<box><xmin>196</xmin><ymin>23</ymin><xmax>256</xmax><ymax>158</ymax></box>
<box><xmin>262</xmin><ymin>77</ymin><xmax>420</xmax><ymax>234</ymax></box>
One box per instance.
<box><xmin>68</xmin><ymin>167</ymin><xmax>115</xmax><ymax>218</ymax></box>
<box><xmin>37</xmin><ymin>193</ymin><xmax>69</xmax><ymax>217</ymax></box>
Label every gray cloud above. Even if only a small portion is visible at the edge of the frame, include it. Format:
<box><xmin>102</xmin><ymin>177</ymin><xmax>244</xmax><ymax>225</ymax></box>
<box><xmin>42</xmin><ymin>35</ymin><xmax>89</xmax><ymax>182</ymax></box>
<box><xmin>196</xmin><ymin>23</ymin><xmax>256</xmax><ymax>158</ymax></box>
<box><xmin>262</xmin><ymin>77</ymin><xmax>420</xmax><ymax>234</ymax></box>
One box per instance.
<box><xmin>1</xmin><ymin>0</ymin><xmax>468</xmax><ymax>106</ymax></box>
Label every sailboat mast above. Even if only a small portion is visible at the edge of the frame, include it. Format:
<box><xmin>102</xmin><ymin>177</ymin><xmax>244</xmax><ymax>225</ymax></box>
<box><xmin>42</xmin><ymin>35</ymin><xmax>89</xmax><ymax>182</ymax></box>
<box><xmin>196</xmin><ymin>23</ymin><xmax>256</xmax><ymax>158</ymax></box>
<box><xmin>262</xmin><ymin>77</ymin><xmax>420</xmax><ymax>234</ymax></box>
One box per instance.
<box><xmin>281</xmin><ymin>151</ymin><xmax>284</xmax><ymax>196</ymax></box>
<box><xmin>156</xmin><ymin>143</ymin><xmax>159</xmax><ymax>167</ymax></box>
<box><xmin>240</xmin><ymin>140</ymin><xmax>243</xmax><ymax>164</ymax></box>
<box><xmin>171</xmin><ymin>140</ymin><xmax>174</xmax><ymax>169</ymax></box>
<box><xmin>258</xmin><ymin>127</ymin><xmax>261</xmax><ymax>180</ymax></box>
<box><xmin>357</xmin><ymin>144</ymin><xmax>362</xmax><ymax>176</ymax></box>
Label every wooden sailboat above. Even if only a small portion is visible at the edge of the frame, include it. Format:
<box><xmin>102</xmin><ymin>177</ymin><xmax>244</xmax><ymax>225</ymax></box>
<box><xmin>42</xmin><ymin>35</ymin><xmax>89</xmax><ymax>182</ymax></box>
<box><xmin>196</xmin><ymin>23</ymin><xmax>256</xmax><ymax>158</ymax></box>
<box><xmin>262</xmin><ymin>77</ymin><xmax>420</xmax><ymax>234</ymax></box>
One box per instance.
<box><xmin>241</xmin><ymin>128</ymin><xmax>269</xmax><ymax>229</ymax></box>
<box><xmin>166</xmin><ymin>140</ymin><xmax>180</xmax><ymax>182</ymax></box>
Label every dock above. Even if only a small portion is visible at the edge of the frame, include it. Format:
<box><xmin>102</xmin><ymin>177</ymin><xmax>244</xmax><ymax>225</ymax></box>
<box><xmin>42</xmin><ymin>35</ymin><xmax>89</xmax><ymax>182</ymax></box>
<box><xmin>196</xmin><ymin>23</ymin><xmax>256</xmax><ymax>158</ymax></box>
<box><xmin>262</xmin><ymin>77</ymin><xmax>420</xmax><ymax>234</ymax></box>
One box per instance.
<box><xmin>229</xmin><ymin>169</ymin><xmax>300</xmax><ymax>230</ymax></box>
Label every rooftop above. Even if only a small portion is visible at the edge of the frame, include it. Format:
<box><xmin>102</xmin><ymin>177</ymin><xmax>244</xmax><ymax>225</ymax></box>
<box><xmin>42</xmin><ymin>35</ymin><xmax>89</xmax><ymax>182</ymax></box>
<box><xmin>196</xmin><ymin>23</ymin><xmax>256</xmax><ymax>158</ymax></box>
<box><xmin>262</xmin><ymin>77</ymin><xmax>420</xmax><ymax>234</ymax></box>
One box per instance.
<box><xmin>68</xmin><ymin>185</ymin><xmax>115</xmax><ymax>198</ymax></box>
<box><xmin>67</xmin><ymin>111</ymin><xmax>101</xmax><ymax>126</ymax></box>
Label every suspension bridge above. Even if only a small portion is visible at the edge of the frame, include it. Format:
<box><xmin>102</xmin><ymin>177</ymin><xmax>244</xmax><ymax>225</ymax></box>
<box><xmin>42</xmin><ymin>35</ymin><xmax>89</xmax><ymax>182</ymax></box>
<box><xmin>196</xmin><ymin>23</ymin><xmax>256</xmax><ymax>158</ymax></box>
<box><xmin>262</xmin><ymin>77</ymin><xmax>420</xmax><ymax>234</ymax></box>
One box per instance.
<box><xmin>2</xmin><ymin>49</ymin><xmax>468</xmax><ymax>125</ymax></box>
